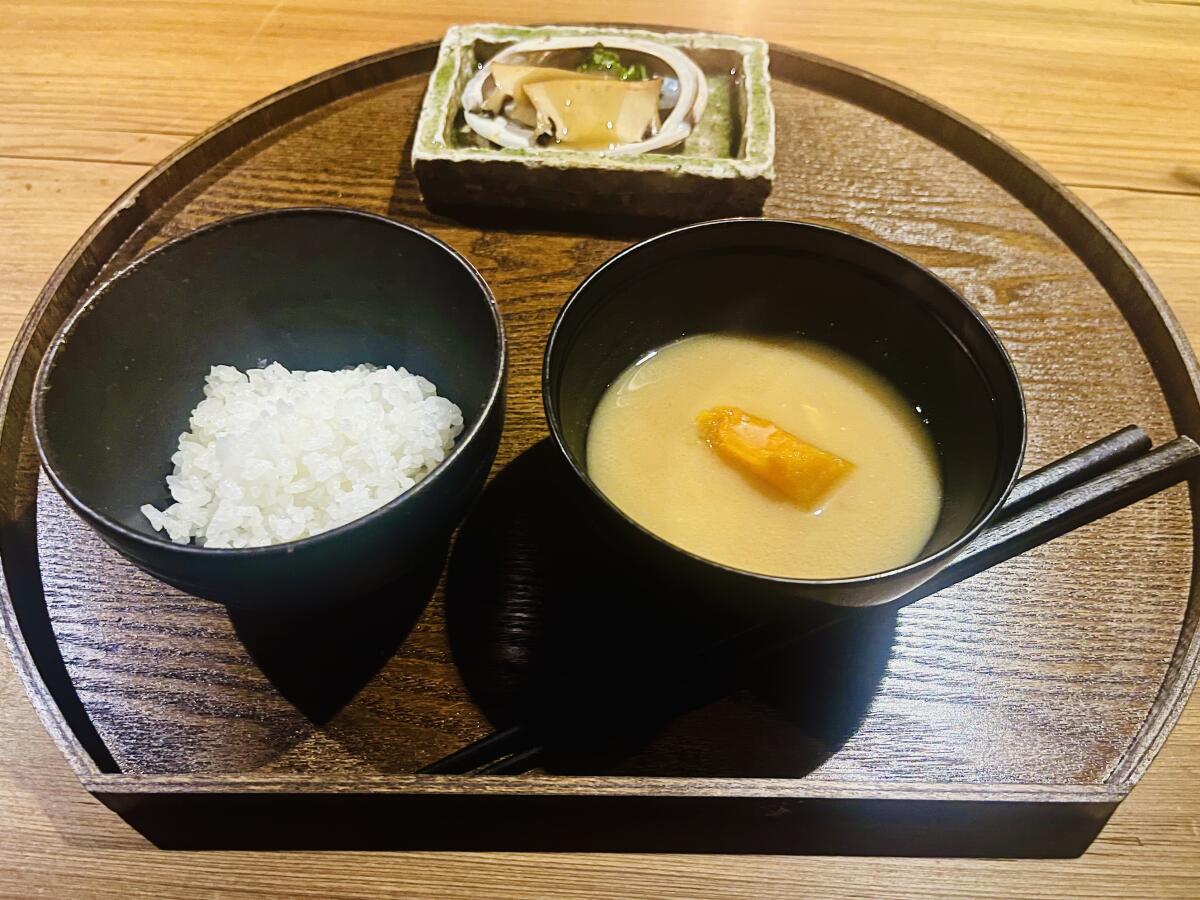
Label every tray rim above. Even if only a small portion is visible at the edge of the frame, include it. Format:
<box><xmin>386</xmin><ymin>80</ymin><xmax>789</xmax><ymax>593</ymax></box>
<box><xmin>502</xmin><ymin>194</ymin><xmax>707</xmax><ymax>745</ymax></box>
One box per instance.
<box><xmin>2</xmin><ymin>29</ymin><xmax>1198</xmax><ymax>807</ymax></box>
<box><xmin>80</xmin><ymin>772</ymin><xmax>1128</xmax><ymax>803</ymax></box>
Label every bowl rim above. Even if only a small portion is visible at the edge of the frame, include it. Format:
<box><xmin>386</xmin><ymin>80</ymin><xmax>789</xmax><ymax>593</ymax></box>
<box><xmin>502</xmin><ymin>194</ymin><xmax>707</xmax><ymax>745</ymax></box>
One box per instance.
<box><xmin>542</xmin><ymin>216</ymin><xmax>1027</xmax><ymax>588</ymax></box>
<box><xmin>32</xmin><ymin>205</ymin><xmax>507</xmax><ymax>557</ymax></box>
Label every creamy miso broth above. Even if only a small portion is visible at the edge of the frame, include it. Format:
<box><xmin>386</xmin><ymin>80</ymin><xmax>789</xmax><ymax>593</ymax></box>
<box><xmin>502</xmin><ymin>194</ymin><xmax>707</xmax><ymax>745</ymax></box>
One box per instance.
<box><xmin>585</xmin><ymin>334</ymin><xmax>942</xmax><ymax>579</ymax></box>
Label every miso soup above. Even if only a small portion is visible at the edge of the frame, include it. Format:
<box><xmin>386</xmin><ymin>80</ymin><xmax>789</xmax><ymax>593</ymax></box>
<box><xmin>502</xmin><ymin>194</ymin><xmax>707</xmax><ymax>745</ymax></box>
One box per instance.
<box><xmin>586</xmin><ymin>333</ymin><xmax>942</xmax><ymax>579</ymax></box>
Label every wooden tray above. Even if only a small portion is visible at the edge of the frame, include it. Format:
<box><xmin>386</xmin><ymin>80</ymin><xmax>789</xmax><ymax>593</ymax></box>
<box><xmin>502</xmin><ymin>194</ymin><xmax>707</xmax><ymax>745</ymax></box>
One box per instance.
<box><xmin>2</xmin><ymin>33</ymin><xmax>1199</xmax><ymax>857</ymax></box>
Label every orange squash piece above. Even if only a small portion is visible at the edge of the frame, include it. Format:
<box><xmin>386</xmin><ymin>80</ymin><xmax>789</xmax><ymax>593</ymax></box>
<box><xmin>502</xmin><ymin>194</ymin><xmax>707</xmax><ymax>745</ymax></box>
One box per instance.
<box><xmin>696</xmin><ymin>406</ymin><xmax>854</xmax><ymax>510</ymax></box>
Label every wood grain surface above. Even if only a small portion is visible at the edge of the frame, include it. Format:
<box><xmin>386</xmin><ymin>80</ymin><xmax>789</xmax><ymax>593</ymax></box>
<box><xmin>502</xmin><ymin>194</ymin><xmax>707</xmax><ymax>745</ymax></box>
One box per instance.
<box><xmin>3</xmin><ymin>1</ymin><xmax>1200</xmax><ymax>897</ymax></box>
<box><xmin>17</xmin><ymin>48</ymin><xmax>1193</xmax><ymax>794</ymax></box>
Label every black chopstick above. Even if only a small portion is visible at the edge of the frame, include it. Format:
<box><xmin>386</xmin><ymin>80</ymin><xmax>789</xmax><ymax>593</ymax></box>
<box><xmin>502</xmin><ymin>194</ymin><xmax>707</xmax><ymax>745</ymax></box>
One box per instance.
<box><xmin>421</xmin><ymin>724</ymin><xmax>528</xmax><ymax>777</ymax></box>
<box><xmin>418</xmin><ymin>426</ymin><xmax>1189</xmax><ymax>776</ymax></box>
<box><xmin>896</xmin><ymin>435</ymin><xmax>1198</xmax><ymax>607</ymax></box>
<box><xmin>1000</xmin><ymin>424</ymin><xmax>1149</xmax><ymax>516</ymax></box>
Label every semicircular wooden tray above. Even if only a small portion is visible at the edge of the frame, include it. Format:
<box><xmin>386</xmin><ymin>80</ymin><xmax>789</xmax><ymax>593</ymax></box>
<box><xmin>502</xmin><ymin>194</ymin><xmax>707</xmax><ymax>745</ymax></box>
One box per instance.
<box><xmin>2</xmin><ymin>33</ymin><xmax>1199</xmax><ymax>857</ymax></box>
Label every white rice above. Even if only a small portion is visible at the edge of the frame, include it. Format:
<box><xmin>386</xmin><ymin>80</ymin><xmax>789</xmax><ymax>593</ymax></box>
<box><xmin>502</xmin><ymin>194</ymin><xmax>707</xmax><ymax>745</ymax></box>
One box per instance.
<box><xmin>140</xmin><ymin>362</ymin><xmax>463</xmax><ymax>548</ymax></box>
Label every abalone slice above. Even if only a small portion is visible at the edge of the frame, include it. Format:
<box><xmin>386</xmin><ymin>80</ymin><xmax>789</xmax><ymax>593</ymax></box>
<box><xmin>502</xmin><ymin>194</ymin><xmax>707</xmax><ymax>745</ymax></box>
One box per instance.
<box><xmin>525</xmin><ymin>78</ymin><xmax>662</xmax><ymax>148</ymax></box>
<box><xmin>462</xmin><ymin>36</ymin><xmax>707</xmax><ymax>154</ymax></box>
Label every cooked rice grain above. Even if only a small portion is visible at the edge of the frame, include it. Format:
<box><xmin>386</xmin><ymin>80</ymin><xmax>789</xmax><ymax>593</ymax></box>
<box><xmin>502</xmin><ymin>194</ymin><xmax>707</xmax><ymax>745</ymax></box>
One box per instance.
<box><xmin>140</xmin><ymin>362</ymin><xmax>463</xmax><ymax>548</ymax></box>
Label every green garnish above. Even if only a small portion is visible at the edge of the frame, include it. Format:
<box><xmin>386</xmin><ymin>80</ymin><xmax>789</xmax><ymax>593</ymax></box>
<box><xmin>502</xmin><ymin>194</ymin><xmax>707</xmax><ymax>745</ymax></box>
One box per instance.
<box><xmin>576</xmin><ymin>43</ymin><xmax>650</xmax><ymax>81</ymax></box>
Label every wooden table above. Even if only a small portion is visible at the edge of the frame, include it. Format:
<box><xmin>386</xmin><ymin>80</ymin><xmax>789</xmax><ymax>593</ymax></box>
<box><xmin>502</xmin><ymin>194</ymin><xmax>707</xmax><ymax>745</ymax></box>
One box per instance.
<box><xmin>2</xmin><ymin>1</ymin><xmax>1198</xmax><ymax>896</ymax></box>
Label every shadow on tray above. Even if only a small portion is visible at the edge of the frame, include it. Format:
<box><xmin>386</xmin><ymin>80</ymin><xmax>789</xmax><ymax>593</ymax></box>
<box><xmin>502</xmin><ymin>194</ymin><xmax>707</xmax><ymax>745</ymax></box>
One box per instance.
<box><xmin>444</xmin><ymin>439</ymin><xmax>896</xmax><ymax>778</ymax></box>
<box><xmin>420</xmin><ymin>203</ymin><xmax>687</xmax><ymax>241</ymax></box>
<box><xmin>387</xmin><ymin>120</ymin><xmax>686</xmax><ymax>241</ymax></box>
<box><xmin>228</xmin><ymin>548</ymin><xmax>444</xmax><ymax>725</ymax></box>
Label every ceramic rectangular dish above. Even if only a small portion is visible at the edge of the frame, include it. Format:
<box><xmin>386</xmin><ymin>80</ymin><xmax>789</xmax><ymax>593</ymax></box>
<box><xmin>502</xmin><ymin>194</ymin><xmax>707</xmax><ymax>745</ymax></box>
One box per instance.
<box><xmin>411</xmin><ymin>24</ymin><xmax>776</xmax><ymax>218</ymax></box>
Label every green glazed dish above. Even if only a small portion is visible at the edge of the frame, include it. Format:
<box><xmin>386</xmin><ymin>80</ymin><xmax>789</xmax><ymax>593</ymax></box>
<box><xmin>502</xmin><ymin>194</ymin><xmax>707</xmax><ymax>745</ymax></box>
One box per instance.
<box><xmin>412</xmin><ymin>24</ymin><xmax>776</xmax><ymax>219</ymax></box>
